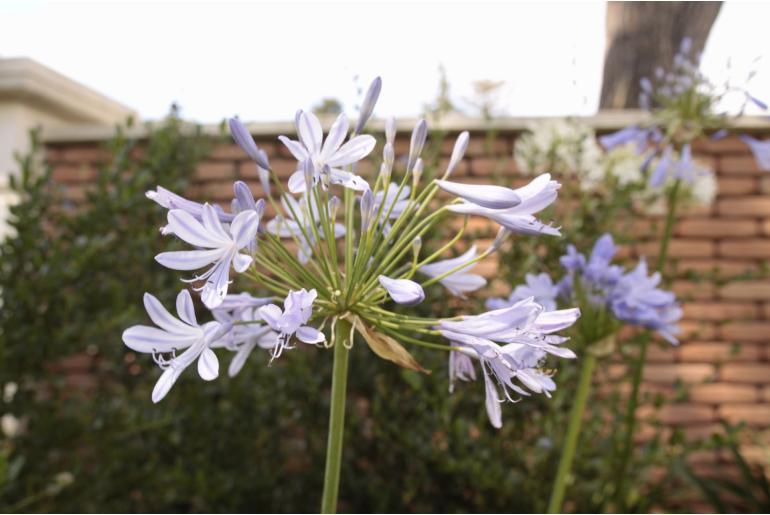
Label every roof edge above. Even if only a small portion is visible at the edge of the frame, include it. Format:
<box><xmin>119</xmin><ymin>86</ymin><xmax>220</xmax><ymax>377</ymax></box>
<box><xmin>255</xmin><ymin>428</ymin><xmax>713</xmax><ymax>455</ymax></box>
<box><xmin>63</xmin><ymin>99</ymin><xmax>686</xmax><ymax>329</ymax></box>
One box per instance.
<box><xmin>40</xmin><ymin>110</ymin><xmax>770</xmax><ymax>144</ymax></box>
<box><xmin>0</xmin><ymin>57</ymin><xmax>136</xmax><ymax>125</ymax></box>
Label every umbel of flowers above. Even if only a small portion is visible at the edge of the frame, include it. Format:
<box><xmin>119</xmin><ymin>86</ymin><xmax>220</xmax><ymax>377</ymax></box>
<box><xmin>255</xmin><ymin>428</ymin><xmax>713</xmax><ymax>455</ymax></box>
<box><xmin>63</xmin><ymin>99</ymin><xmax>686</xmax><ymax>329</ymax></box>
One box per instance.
<box><xmin>121</xmin><ymin>77</ymin><xmax>580</xmax><ymax>512</ymax></box>
<box><xmin>485</xmin><ymin>233</ymin><xmax>682</xmax><ymax>513</ymax></box>
<box><xmin>576</xmin><ymin>37</ymin><xmax>766</xmax><ymax>511</ymax></box>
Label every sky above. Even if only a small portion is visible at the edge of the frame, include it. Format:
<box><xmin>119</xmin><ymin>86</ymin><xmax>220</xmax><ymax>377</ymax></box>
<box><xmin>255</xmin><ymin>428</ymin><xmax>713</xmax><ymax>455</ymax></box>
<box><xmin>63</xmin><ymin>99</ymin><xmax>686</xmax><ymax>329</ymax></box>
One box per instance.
<box><xmin>0</xmin><ymin>0</ymin><xmax>768</xmax><ymax>124</ymax></box>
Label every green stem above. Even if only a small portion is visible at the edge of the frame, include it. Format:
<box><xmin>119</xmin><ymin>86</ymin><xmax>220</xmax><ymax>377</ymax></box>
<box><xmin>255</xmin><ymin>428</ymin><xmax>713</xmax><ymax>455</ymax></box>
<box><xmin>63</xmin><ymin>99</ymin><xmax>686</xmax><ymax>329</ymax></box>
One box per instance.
<box><xmin>320</xmin><ymin>318</ymin><xmax>352</xmax><ymax>514</ymax></box>
<box><xmin>613</xmin><ymin>178</ymin><xmax>681</xmax><ymax>507</ymax></box>
<box><xmin>547</xmin><ymin>353</ymin><xmax>597</xmax><ymax>514</ymax></box>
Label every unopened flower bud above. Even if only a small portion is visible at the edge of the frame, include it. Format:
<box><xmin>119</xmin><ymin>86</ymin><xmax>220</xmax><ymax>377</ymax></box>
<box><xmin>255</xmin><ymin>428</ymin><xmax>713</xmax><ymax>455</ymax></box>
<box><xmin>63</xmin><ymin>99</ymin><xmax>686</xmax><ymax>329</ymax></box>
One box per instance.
<box><xmin>412</xmin><ymin>158</ymin><xmax>424</xmax><ymax>187</ymax></box>
<box><xmin>407</xmin><ymin>119</ymin><xmax>427</xmax><ymax>173</ymax></box>
<box><xmin>228</xmin><ymin>118</ymin><xmax>270</xmax><ymax>170</ymax></box>
<box><xmin>254</xmin><ymin>198</ymin><xmax>265</xmax><ymax>218</ymax></box>
<box><xmin>329</xmin><ymin>196</ymin><xmax>341</xmax><ymax>220</ymax></box>
<box><xmin>446</xmin><ymin>131</ymin><xmax>469</xmax><ymax>178</ymax></box>
<box><xmin>412</xmin><ymin>236</ymin><xmax>422</xmax><ymax>255</ymax></box>
<box><xmin>383</xmin><ymin>142</ymin><xmax>395</xmax><ymax>171</ymax></box>
<box><xmin>258</xmin><ymin>166</ymin><xmax>271</xmax><ymax>197</ymax></box>
<box><xmin>354</xmin><ymin>76</ymin><xmax>382</xmax><ymax>135</ymax></box>
<box><xmin>360</xmin><ymin>189</ymin><xmax>374</xmax><ymax>232</ymax></box>
<box><xmin>491</xmin><ymin>227</ymin><xmax>511</xmax><ymax>252</ymax></box>
<box><xmin>385</xmin><ymin>116</ymin><xmax>397</xmax><ymax>146</ymax></box>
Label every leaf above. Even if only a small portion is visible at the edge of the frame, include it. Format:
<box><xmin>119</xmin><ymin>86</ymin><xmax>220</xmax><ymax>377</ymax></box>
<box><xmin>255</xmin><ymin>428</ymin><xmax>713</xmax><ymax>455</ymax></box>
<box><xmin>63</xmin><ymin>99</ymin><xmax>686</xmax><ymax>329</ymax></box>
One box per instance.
<box><xmin>350</xmin><ymin>316</ymin><xmax>430</xmax><ymax>374</ymax></box>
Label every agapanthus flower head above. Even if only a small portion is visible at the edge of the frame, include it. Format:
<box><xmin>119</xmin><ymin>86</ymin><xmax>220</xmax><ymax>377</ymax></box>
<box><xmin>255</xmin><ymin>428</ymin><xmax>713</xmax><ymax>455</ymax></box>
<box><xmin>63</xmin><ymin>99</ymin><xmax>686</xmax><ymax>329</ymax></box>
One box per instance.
<box><xmin>599</xmin><ymin>35</ymin><xmax>766</xmax><ymax>196</ymax></box>
<box><xmin>127</xmin><ymin>78</ymin><xmax>579</xmax><ymax>427</ymax></box>
<box><xmin>557</xmin><ymin>233</ymin><xmax>682</xmax><ymax>343</ymax></box>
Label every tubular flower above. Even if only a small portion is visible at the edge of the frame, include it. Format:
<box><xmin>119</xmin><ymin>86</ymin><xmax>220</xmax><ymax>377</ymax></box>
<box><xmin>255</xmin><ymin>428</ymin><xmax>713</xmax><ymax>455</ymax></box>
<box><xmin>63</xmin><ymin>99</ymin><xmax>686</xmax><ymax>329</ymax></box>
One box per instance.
<box><xmin>258</xmin><ymin>289</ymin><xmax>325</xmax><ymax>360</ymax></box>
<box><xmin>418</xmin><ymin>245</ymin><xmax>486</xmax><ymax>297</ymax></box>
<box><xmin>486</xmin><ymin>272</ymin><xmax>559</xmax><ymax>311</ymax></box>
<box><xmin>155</xmin><ymin>204</ymin><xmax>260</xmax><ymax>309</ymax></box>
<box><xmin>211</xmin><ymin>304</ymin><xmax>279</xmax><ymax>377</ymax></box>
<box><xmin>281</xmin><ymin>111</ymin><xmax>375</xmax><ymax>193</ymax></box>
<box><xmin>377</xmin><ymin>275</ymin><xmax>425</xmax><ymax>305</ymax></box>
<box><xmin>122</xmin><ymin>291</ymin><xmax>224</xmax><ymax>403</ymax></box>
<box><xmin>440</xmin><ymin>298</ymin><xmax>580</xmax><ymax>427</ymax></box>
<box><xmin>147</xmin><ymin>186</ymin><xmax>235</xmax><ymax>234</ymax></box>
<box><xmin>439</xmin><ymin>174</ymin><xmax>561</xmax><ymax>236</ymax></box>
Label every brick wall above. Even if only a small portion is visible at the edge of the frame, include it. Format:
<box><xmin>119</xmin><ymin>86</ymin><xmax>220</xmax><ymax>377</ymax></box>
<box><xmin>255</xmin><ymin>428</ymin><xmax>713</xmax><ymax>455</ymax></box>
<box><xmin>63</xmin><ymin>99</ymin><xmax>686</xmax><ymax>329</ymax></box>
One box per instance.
<box><xmin>43</xmin><ymin>117</ymin><xmax>770</xmax><ymax>445</ymax></box>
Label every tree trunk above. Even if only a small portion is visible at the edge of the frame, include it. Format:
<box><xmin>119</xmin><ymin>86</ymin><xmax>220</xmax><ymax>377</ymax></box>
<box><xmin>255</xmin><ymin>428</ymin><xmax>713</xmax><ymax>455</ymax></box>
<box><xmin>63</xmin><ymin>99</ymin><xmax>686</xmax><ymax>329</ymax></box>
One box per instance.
<box><xmin>599</xmin><ymin>1</ymin><xmax>722</xmax><ymax>109</ymax></box>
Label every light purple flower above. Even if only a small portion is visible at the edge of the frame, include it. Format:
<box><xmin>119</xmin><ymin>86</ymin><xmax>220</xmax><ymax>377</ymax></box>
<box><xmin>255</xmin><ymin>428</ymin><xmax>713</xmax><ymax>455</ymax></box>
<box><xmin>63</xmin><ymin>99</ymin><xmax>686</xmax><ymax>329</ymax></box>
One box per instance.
<box><xmin>214</xmin><ymin>292</ymin><xmax>273</xmax><ymax>315</ymax></box>
<box><xmin>599</xmin><ymin>126</ymin><xmax>648</xmax><ymax>151</ymax></box>
<box><xmin>435</xmin><ymin>180</ymin><xmax>521</xmax><ymax>210</ymax></box>
<box><xmin>385</xmin><ymin>116</ymin><xmax>396</xmax><ymax>146</ymax></box>
<box><xmin>122</xmin><ymin>290</ymin><xmax>223</xmax><ymax>402</ymax></box>
<box><xmin>442</xmin><ymin>174</ymin><xmax>561</xmax><ymax>236</ymax></box>
<box><xmin>211</xmin><ymin>304</ymin><xmax>279</xmax><ymax>377</ymax></box>
<box><xmin>559</xmin><ymin>244</ymin><xmax>586</xmax><ymax>273</ymax></box>
<box><xmin>558</xmin><ymin>234</ymin><xmax>682</xmax><ymax>344</ymax></box>
<box><xmin>378</xmin><ymin>275</ymin><xmax>425</xmax><ymax>305</ymax></box>
<box><xmin>258</xmin><ymin>288</ymin><xmax>325</xmax><ymax>360</ymax></box>
<box><xmin>741</xmin><ymin>135</ymin><xmax>770</xmax><ymax>171</ymax></box>
<box><xmin>418</xmin><ymin>245</ymin><xmax>486</xmax><ymax>297</ymax></box>
<box><xmin>650</xmin><ymin>145</ymin><xmax>674</xmax><ymax>187</ymax></box>
<box><xmin>233</xmin><ymin>181</ymin><xmax>265</xmax><ymax>255</ymax></box>
<box><xmin>439</xmin><ymin>298</ymin><xmax>580</xmax><ymax>360</ymax></box>
<box><xmin>155</xmin><ymin>204</ymin><xmax>260</xmax><ymax>309</ymax></box>
<box><xmin>440</xmin><ymin>298</ymin><xmax>579</xmax><ymax>428</ymax></box>
<box><xmin>486</xmin><ymin>273</ymin><xmax>559</xmax><ymax>312</ymax></box>
<box><xmin>559</xmin><ymin>233</ymin><xmax>624</xmax><ymax>303</ymax></box>
<box><xmin>610</xmin><ymin>258</ymin><xmax>682</xmax><ymax>344</ymax></box>
<box><xmin>147</xmin><ymin>186</ymin><xmax>234</xmax><ymax>234</ymax></box>
<box><xmin>448</xmin><ymin>349</ymin><xmax>476</xmax><ymax>393</ymax></box>
<box><xmin>280</xmin><ymin>111</ymin><xmax>374</xmax><ymax>193</ymax></box>
<box><xmin>229</xmin><ymin>118</ymin><xmax>271</xmax><ymax>170</ymax></box>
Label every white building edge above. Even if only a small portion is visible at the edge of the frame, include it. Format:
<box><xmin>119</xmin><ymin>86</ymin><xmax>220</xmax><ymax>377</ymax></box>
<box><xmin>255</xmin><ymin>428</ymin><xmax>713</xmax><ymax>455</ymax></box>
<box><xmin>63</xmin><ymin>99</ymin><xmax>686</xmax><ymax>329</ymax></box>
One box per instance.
<box><xmin>0</xmin><ymin>57</ymin><xmax>136</xmax><ymax>237</ymax></box>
